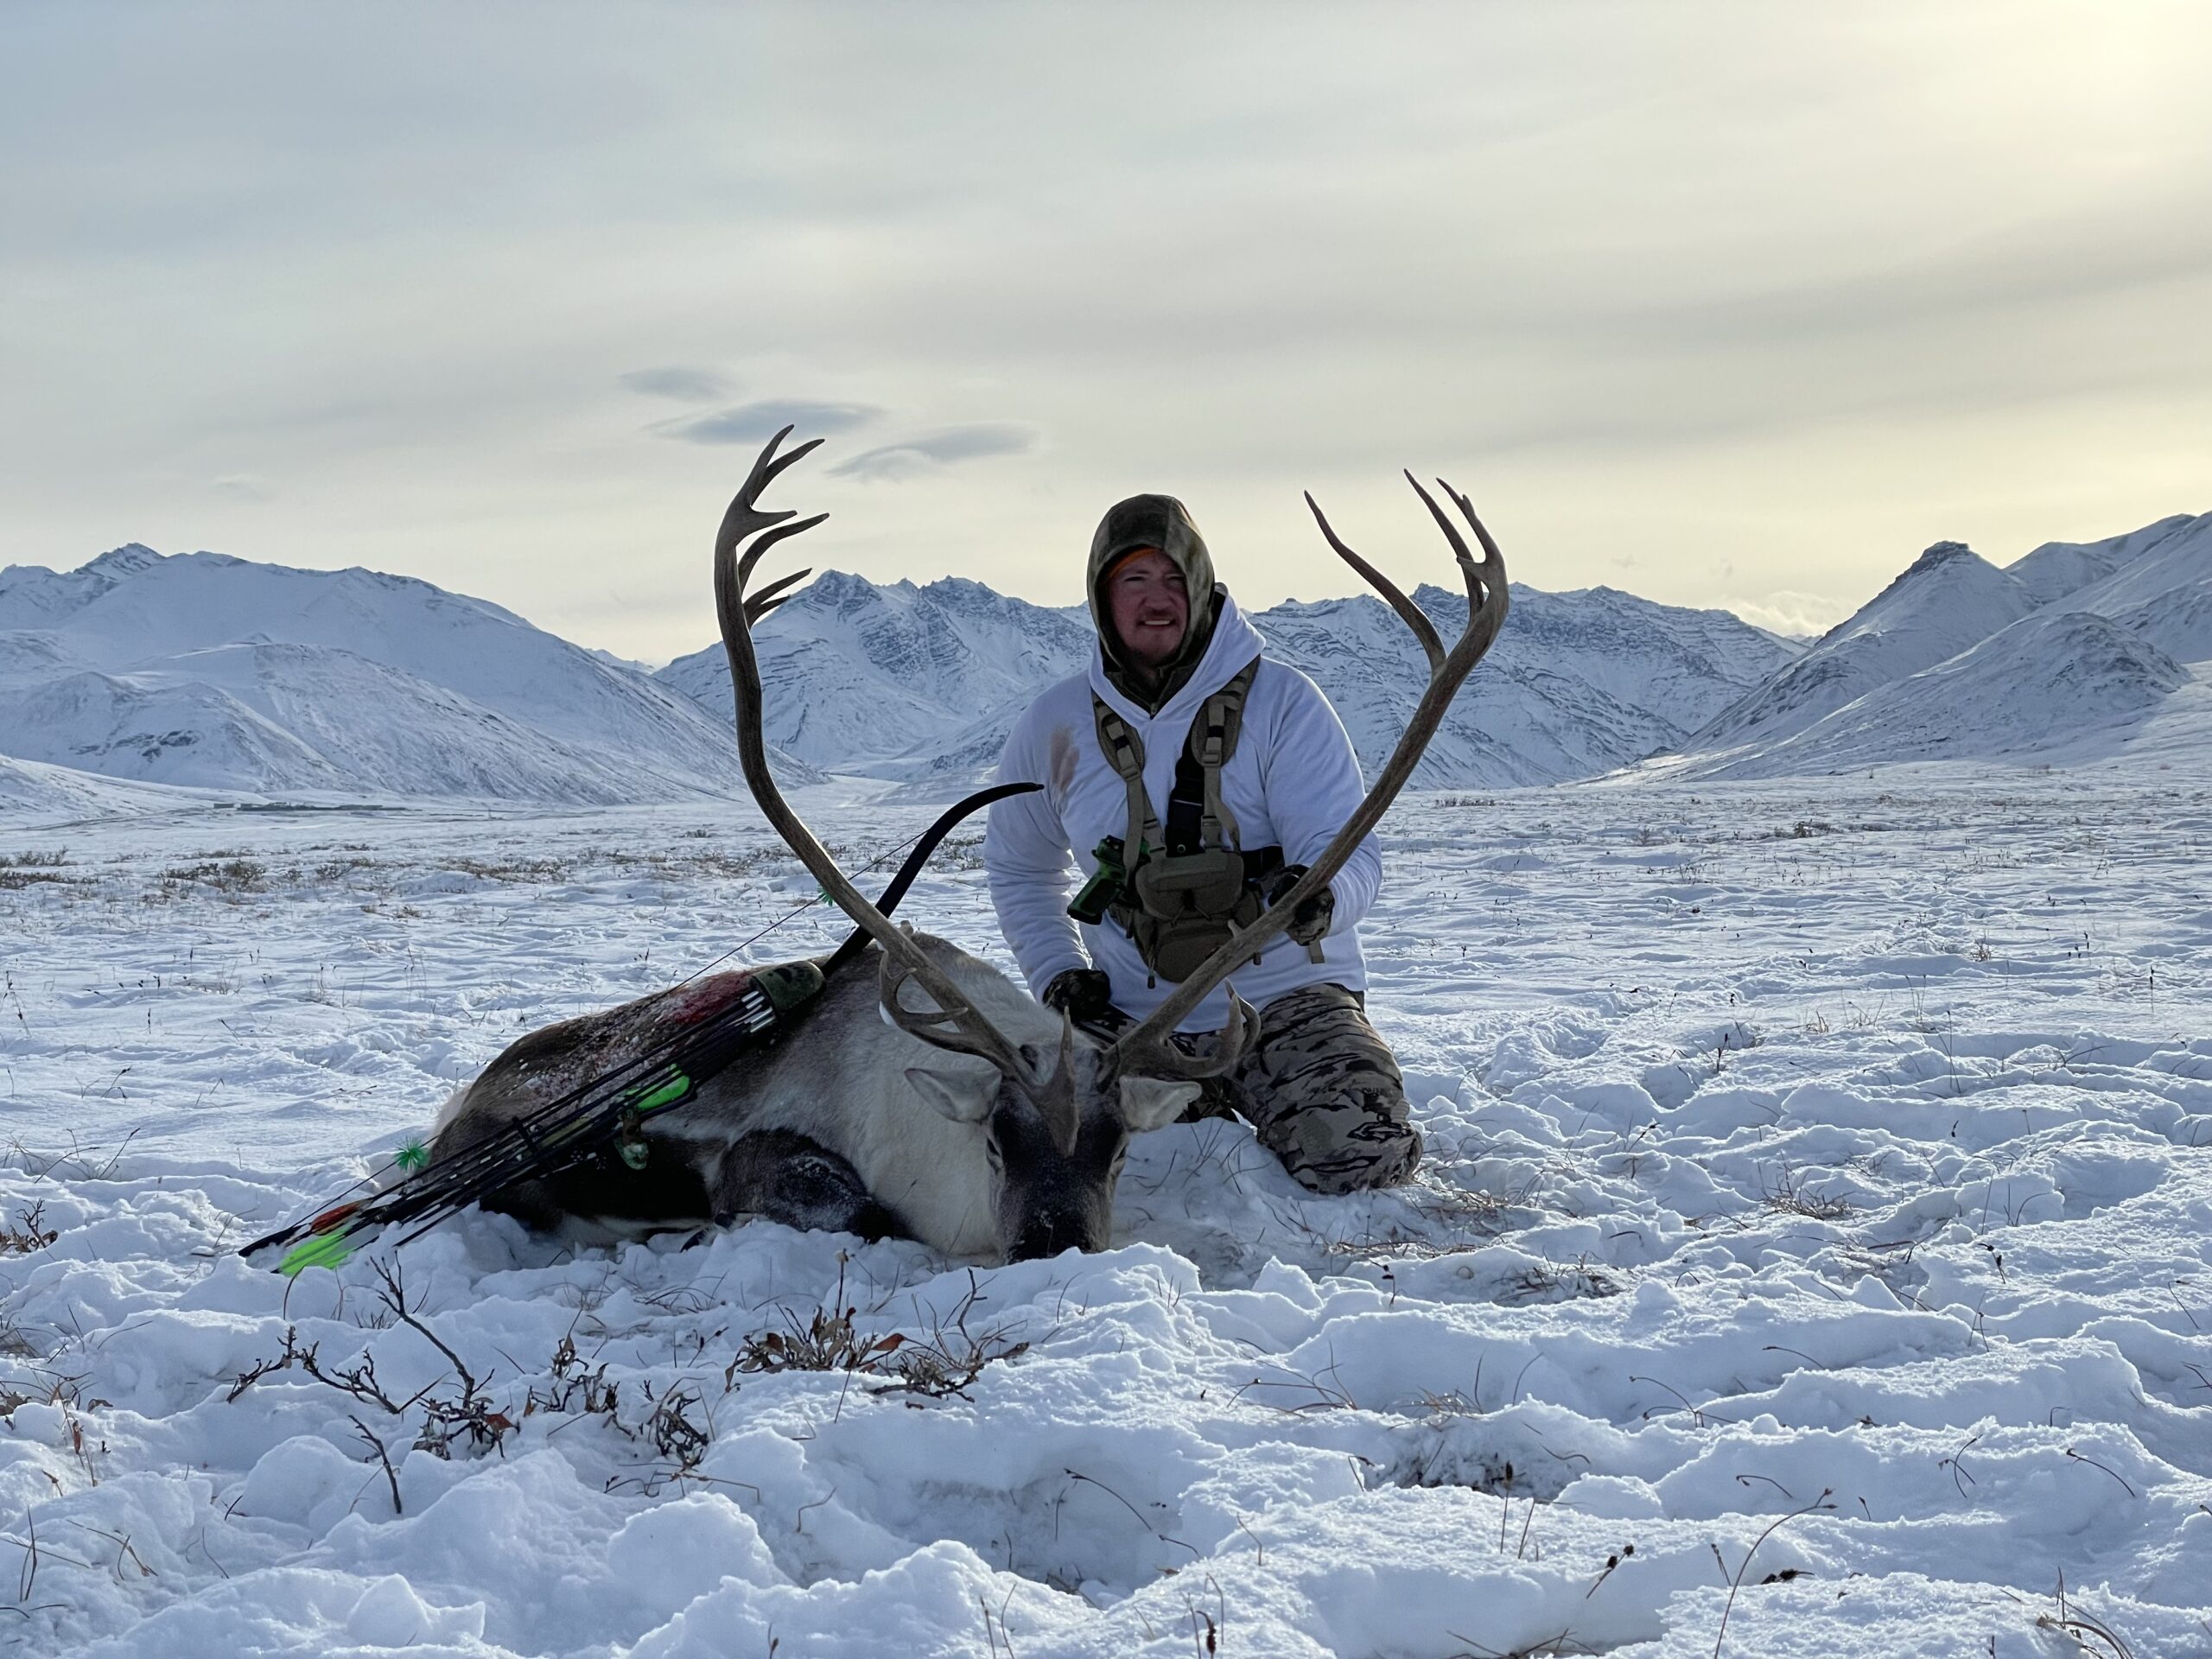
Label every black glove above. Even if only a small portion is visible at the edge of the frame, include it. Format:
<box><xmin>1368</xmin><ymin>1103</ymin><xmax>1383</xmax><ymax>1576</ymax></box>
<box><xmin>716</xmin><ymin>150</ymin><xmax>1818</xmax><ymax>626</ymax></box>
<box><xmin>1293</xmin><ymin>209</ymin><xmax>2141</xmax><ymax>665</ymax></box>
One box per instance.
<box><xmin>1041</xmin><ymin>967</ymin><xmax>1116</xmax><ymax>1020</ymax></box>
<box><xmin>1262</xmin><ymin>863</ymin><xmax>1334</xmax><ymax>946</ymax></box>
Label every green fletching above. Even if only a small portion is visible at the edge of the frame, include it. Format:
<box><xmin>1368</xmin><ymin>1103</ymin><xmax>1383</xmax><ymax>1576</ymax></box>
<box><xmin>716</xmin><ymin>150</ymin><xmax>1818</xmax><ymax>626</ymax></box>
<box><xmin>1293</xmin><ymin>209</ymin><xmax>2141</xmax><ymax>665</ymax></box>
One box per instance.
<box><xmin>254</xmin><ymin>952</ymin><xmax>825</xmax><ymax>1274</ymax></box>
<box><xmin>634</xmin><ymin>1074</ymin><xmax>691</xmax><ymax>1115</ymax></box>
<box><xmin>278</xmin><ymin>1230</ymin><xmax>355</xmax><ymax>1277</ymax></box>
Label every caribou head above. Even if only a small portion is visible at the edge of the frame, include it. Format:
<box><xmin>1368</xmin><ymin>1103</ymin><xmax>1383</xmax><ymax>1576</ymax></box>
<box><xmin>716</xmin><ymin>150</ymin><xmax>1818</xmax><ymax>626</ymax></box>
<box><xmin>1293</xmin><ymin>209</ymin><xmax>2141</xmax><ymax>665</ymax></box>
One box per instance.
<box><xmin>885</xmin><ymin>957</ymin><xmax>1214</xmax><ymax>1258</ymax></box>
<box><xmin>713</xmin><ymin>429</ymin><xmax>1505</xmax><ymax>1260</ymax></box>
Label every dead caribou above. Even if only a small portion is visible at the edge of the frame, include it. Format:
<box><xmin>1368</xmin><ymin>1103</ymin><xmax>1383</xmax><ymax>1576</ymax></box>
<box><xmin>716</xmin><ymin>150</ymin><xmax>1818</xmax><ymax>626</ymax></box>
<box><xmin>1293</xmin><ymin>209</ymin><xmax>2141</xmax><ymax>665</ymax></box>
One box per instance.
<box><xmin>431</xmin><ymin>429</ymin><xmax>1506</xmax><ymax>1262</ymax></box>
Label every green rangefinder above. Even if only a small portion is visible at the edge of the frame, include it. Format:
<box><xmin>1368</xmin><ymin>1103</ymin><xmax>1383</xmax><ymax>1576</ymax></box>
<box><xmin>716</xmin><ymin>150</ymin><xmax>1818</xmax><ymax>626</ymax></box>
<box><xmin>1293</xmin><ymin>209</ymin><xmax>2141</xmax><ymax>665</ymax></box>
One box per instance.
<box><xmin>1067</xmin><ymin>836</ymin><xmax>1129</xmax><ymax>926</ymax></box>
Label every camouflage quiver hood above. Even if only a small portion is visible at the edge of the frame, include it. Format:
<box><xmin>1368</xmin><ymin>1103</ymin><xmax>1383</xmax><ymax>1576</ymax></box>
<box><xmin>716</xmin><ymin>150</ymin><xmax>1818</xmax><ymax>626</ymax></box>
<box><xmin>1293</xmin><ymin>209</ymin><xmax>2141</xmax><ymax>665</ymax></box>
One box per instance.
<box><xmin>1087</xmin><ymin>493</ymin><xmax>1226</xmax><ymax>713</ymax></box>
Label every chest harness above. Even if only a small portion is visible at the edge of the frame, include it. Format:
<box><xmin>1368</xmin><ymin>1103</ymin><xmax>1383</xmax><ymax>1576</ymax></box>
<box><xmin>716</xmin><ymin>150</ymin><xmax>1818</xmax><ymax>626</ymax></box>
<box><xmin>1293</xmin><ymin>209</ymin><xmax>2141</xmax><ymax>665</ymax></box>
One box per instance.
<box><xmin>1077</xmin><ymin>658</ymin><xmax>1322</xmax><ymax>984</ymax></box>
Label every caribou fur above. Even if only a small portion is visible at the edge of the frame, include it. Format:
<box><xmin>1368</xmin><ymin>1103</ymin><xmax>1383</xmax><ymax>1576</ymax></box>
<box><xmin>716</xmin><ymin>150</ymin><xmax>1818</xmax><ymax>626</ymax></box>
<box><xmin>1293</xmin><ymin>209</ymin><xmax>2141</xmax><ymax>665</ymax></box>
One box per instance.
<box><xmin>432</xmin><ymin>932</ymin><xmax>1198</xmax><ymax>1262</ymax></box>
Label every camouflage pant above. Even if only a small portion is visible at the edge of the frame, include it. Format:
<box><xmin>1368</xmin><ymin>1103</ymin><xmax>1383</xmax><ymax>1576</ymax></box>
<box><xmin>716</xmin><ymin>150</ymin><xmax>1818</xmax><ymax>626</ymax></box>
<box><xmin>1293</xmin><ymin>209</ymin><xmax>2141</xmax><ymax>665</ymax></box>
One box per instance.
<box><xmin>1092</xmin><ymin>983</ymin><xmax>1420</xmax><ymax>1194</ymax></box>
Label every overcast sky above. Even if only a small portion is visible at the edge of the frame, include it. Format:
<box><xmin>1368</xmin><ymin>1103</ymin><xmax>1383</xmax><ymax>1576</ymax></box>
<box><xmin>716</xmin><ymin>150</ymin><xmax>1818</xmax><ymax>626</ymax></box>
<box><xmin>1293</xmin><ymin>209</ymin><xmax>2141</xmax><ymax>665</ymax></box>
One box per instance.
<box><xmin>3</xmin><ymin>3</ymin><xmax>2209</xmax><ymax>661</ymax></box>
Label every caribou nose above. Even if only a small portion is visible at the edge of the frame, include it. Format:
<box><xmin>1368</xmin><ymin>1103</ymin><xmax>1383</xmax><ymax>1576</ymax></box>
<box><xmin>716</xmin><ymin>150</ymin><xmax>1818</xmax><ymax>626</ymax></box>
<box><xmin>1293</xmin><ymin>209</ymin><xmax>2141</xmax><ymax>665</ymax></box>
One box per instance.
<box><xmin>1010</xmin><ymin>1215</ymin><xmax>1102</xmax><ymax>1262</ymax></box>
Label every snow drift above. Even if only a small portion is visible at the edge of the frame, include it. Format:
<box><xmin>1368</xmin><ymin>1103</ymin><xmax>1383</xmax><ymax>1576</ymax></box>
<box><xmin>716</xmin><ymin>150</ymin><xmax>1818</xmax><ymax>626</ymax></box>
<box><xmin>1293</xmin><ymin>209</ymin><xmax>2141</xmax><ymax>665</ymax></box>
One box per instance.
<box><xmin>2</xmin><ymin>781</ymin><xmax>2208</xmax><ymax>1656</ymax></box>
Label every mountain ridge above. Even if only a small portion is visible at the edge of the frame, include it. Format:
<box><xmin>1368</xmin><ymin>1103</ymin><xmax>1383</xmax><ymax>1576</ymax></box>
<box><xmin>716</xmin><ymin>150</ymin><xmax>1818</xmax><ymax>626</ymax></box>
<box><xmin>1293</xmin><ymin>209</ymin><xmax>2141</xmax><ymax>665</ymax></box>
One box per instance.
<box><xmin>0</xmin><ymin>545</ymin><xmax>823</xmax><ymax>807</ymax></box>
<box><xmin>3</xmin><ymin>512</ymin><xmax>2203</xmax><ymax>813</ymax></box>
<box><xmin>1652</xmin><ymin>510</ymin><xmax>2211</xmax><ymax>780</ymax></box>
<box><xmin>656</xmin><ymin>570</ymin><xmax>1800</xmax><ymax>794</ymax></box>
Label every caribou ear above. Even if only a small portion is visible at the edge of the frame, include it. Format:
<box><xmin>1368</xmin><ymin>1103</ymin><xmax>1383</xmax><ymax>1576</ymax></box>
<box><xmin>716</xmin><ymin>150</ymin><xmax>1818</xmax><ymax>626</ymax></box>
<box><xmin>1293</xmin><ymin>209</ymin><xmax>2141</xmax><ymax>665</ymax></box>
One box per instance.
<box><xmin>905</xmin><ymin>1066</ymin><xmax>995</xmax><ymax>1124</ymax></box>
<box><xmin>1119</xmin><ymin>1076</ymin><xmax>1200</xmax><ymax>1133</ymax></box>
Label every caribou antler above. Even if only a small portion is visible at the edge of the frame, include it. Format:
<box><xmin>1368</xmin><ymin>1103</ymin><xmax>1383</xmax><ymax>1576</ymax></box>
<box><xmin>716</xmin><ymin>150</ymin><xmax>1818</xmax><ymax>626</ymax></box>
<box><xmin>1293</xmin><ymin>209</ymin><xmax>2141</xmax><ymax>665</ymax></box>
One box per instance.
<box><xmin>713</xmin><ymin>428</ymin><xmax>1081</xmax><ymax>1153</ymax></box>
<box><xmin>1111</xmin><ymin>472</ymin><xmax>1507</xmax><ymax>1076</ymax></box>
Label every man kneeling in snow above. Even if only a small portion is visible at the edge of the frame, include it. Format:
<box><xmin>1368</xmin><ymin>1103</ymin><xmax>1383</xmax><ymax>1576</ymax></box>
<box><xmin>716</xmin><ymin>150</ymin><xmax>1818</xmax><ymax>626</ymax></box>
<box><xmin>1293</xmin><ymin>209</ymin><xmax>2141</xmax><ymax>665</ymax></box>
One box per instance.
<box><xmin>984</xmin><ymin>493</ymin><xmax>1419</xmax><ymax>1194</ymax></box>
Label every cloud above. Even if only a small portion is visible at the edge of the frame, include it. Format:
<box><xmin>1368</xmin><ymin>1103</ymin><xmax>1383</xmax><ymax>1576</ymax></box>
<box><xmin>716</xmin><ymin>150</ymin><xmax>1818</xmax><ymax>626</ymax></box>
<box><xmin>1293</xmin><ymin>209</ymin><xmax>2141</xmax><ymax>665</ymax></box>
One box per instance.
<box><xmin>210</xmin><ymin>473</ymin><xmax>274</xmax><ymax>502</ymax></box>
<box><xmin>1725</xmin><ymin>590</ymin><xmax>1852</xmax><ymax>641</ymax></box>
<box><xmin>621</xmin><ymin>365</ymin><xmax>735</xmax><ymax>402</ymax></box>
<box><xmin>654</xmin><ymin>398</ymin><xmax>883</xmax><ymax>444</ymax></box>
<box><xmin>828</xmin><ymin>423</ymin><xmax>1040</xmax><ymax>482</ymax></box>
<box><xmin>10</xmin><ymin>9</ymin><xmax>2209</xmax><ymax>661</ymax></box>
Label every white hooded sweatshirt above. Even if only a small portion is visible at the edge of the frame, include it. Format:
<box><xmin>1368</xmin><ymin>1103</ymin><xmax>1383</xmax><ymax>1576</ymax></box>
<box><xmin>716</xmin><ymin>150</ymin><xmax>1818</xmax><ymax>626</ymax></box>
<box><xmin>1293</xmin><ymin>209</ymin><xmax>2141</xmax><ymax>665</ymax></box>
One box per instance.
<box><xmin>984</xmin><ymin>592</ymin><xmax>1380</xmax><ymax>1033</ymax></box>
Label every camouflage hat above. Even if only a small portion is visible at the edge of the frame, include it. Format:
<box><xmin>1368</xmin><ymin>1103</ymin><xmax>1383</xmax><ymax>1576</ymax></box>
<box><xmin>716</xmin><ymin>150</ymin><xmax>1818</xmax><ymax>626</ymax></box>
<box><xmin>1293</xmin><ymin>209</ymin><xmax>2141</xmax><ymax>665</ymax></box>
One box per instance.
<box><xmin>1086</xmin><ymin>494</ymin><xmax>1223</xmax><ymax>707</ymax></box>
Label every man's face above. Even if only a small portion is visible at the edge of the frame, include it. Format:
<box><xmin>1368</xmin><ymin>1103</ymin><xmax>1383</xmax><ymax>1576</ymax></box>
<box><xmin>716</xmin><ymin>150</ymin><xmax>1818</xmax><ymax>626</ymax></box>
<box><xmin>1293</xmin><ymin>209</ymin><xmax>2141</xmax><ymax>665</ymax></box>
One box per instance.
<box><xmin>1106</xmin><ymin>549</ymin><xmax>1190</xmax><ymax>670</ymax></box>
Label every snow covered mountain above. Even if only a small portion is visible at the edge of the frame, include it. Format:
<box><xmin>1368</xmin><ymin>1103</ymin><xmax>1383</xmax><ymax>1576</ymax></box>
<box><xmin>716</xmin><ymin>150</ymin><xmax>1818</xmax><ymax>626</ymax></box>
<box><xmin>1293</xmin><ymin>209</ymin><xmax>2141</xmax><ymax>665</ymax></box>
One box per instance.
<box><xmin>1656</xmin><ymin>512</ymin><xmax>2212</xmax><ymax>779</ymax></box>
<box><xmin>7</xmin><ymin>506</ymin><xmax>2201</xmax><ymax>815</ymax></box>
<box><xmin>2005</xmin><ymin>512</ymin><xmax>2205</xmax><ymax>607</ymax></box>
<box><xmin>1265</xmin><ymin>582</ymin><xmax>1795</xmax><ymax>789</ymax></box>
<box><xmin>0</xmin><ymin>750</ymin><xmax>213</xmax><ymax>819</ymax></box>
<box><xmin>657</xmin><ymin>571</ymin><xmax>1093</xmax><ymax>773</ymax></box>
<box><xmin>1685</xmin><ymin>541</ymin><xmax>2040</xmax><ymax>753</ymax></box>
<box><xmin>659</xmin><ymin>571</ymin><xmax>1798</xmax><ymax>792</ymax></box>
<box><xmin>0</xmin><ymin>546</ymin><xmax>820</xmax><ymax>806</ymax></box>
<box><xmin>1689</xmin><ymin>610</ymin><xmax>2189</xmax><ymax>776</ymax></box>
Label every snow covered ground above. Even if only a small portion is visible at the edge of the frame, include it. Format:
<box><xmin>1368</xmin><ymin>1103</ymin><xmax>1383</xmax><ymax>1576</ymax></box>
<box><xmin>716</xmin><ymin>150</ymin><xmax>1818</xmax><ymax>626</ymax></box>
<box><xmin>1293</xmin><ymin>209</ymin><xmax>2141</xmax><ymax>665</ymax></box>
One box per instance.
<box><xmin>2</xmin><ymin>770</ymin><xmax>2209</xmax><ymax>1657</ymax></box>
